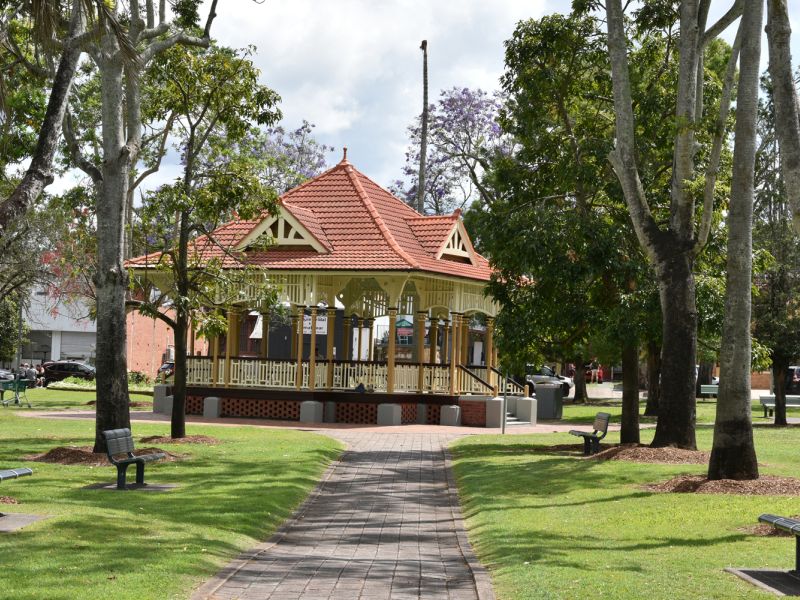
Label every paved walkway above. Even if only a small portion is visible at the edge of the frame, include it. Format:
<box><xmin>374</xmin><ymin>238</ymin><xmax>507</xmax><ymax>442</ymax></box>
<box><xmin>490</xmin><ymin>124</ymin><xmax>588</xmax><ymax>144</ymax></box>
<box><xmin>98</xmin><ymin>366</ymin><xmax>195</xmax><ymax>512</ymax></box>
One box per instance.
<box><xmin>192</xmin><ymin>431</ymin><xmax>493</xmax><ymax>600</ymax></box>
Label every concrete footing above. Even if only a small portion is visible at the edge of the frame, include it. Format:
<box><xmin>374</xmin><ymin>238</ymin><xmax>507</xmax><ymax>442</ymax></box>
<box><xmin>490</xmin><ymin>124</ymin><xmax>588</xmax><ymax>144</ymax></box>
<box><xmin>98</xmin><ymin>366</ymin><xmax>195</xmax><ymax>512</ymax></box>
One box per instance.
<box><xmin>416</xmin><ymin>403</ymin><xmax>427</xmax><ymax>424</ymax></box>
<box><xmin>324</xmin><ymin>401</ymin><xmax>337</xmax><ymax>423</ymax></box>
<box><xmin>377</xmin><ymin>403</ymin><xmax>401</xmax><ymax>426</ymax></box>
<box><xmin>153</xmin><ymin>385</ymin><xmax>173</xmax><ymax>414</ymax></box>
<box><xmin>516</xmin><ymin>396</ymin><xmax>537</xmax><ymax>424</ymax></box>
<box><xmin>440</xmin><ymin>405</ymin><xmax>461</xmax><ymax>426</ymax></box>
<box><xmin>203</xmin><ymin>396</ymin><xmax>222</xmax><ymax>418</ymax></box>
<box><xmin>299</xmin><ymin>400</ymin><xmax>324</xmax><ymax>423</ymax></box>
<box><xmin>485</xmin><ymin>397</ymin><xmax>504</xmax><ymax>428</ymax></box>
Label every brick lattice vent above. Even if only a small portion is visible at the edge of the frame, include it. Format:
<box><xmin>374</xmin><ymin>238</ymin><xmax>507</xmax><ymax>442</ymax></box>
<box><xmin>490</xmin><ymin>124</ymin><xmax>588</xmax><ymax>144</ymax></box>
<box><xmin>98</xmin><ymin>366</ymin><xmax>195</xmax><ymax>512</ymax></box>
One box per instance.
<box><xmin>185</xmin><ymin>395</ymin><xmax>203</xmax><ymax>415</ymax></box>
<box><xmin>401</xmin><ymin>403</ymin><xmax>416</xmax><ymax>424</ymax></box>
<box><xmin>336</xmin><ymin>402</ymin><xmax>378</xmax><ymax>424</ymax></box>
<box><xmin>220</xmin><ymin>398</ymin><xmax>300</xmax><ymax>420</ymax></box>
<box><xmin>427</xmin><ymin>404</ymin><xmax>442</xmax><ymax>425</ymax></box>
<box><xmin>459</xmin><ymin>399</ymin><xmax>486</xmax><ymax>427</ymax></box>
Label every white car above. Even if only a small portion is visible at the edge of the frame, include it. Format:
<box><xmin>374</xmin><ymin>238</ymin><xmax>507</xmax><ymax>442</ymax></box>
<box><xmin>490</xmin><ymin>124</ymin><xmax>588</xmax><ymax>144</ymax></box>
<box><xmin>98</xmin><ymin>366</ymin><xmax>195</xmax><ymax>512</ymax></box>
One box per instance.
<box><xmin>526</xmin><ymin>365</ymin><xmax>574</xmax><ymax>398</ymax></box>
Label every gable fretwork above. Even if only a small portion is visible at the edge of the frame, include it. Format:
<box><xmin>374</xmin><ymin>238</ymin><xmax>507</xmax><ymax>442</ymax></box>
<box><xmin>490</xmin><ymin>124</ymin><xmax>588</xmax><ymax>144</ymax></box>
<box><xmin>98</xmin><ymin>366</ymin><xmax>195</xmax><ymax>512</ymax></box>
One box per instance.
<box><xmin>237</xmin><ymin>209</ymin><xmax>328</xmax><ymax>254</ymax></box>
<box><xmin>438</xmin><ymin>224</ymin><xmax>475</xmax><ymax>265</ymax></box>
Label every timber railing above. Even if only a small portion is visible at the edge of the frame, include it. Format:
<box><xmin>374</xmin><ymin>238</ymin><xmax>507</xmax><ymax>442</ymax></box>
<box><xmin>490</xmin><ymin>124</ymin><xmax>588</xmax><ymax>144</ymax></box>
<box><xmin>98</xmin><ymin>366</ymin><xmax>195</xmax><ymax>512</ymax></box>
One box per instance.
<box><xmin>490</xmin><ymin>367</ymin><xmax>525</xmax><ymax>396</ymax></box>
<box><xmin>457</xmin><ymin>365</ymin><xmax>494</xmax><ymax>395</ymax></box>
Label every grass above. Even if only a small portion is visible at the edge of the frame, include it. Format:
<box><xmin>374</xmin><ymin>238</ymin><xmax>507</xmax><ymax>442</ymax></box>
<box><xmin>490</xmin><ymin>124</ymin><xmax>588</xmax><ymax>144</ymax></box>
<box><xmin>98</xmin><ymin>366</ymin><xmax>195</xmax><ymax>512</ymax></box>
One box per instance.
<box><xmin>3</xmin><ymin>387</ymin><xmax>154</xmax><ymax>411</ymax></box>
<box><xmin>451</xmin><ymin>404</ymin><xmax>800</xmax><ymax>600</ymax></box>
<box><xmin>0</xmin><ymin>393</ymin><xmax>342</xmax><ymax>600</ymax></box>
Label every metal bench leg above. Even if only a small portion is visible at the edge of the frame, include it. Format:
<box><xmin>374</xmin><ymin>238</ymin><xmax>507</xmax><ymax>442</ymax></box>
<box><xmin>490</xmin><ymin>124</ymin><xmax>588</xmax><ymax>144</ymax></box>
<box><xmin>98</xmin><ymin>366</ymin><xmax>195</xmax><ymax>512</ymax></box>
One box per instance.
<box><xmin>116</xmin><ymin>464</ymin><xmax>130</xmax><ymax>490</ymax></box>
<box><xmin>590</xmin><ymin>438</ymin><xmax>600</xmax><ymax>455</ymax></box>
<box><xmin>135</xmin><ymin>461</ymin><xmax>145</xmax><ymax>485</ymax></box>
<box><xmin>583</xmin><ymin>437</ymin><xmax>591</xmax><ymax>455</ymax></box>
<box><xmin>795</xmin><ymin>536</ymin><xmax>800</xmax><ymax>574</ymax></box>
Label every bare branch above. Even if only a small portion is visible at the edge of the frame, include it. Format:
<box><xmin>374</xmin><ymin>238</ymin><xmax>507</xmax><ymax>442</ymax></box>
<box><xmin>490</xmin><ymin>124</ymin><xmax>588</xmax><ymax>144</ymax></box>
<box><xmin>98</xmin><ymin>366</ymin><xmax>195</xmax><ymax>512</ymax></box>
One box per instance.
<box><xmin>63</xmin><ymin>110</ymin><xmax>103</xmax><ymax>183</ymax></box>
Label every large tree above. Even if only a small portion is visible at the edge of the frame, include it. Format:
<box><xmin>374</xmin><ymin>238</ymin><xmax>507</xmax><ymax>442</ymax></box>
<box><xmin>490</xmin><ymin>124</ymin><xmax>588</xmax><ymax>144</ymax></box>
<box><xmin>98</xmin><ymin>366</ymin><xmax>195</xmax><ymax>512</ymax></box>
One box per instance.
<box><xmin>604</xmin><ymin>0</ymin><xmax>744</xmax><ymax>449</ymax></box>
<box><xmin>61</xmin><ymin>0</ymin><xmax>219</xmax><ymax>451</ymax></box>
<box><xmin>708</xmin><ymin>0</ymin><xmax>762</xmax><ymax>480</ymax></box>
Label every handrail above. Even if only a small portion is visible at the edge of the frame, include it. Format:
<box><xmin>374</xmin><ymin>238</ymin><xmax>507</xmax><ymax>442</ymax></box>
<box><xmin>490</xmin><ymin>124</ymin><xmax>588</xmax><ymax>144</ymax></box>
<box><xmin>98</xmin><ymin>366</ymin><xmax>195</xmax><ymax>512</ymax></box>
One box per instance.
<box><xmin>491</xmin><ymin>366</ymin><xmax>524</xmax><ymax>394</ymax></box>
<box><xmin>457</xmin><ymin>365</ymin><xmax>494</xmax><ymax>393</ymax></box>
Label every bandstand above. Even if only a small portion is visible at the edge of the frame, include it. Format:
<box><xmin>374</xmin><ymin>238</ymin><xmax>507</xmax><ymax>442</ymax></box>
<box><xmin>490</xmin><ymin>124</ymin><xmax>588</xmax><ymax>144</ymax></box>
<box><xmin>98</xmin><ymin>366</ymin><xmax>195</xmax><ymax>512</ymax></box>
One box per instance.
<box><xmin>127</xmin><ymin>152</ymin><xmax>523</xmax><ymax>426</ymax></box>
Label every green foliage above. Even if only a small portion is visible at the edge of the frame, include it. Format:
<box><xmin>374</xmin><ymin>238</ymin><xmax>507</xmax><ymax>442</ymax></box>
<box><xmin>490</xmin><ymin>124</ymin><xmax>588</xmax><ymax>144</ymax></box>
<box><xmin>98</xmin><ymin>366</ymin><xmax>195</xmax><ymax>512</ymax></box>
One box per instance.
<box><xmin>0</xmin><ymin>295</ymin><xmax>20</xmax><ymax>361</ymax></box>
<box><xmin>752</xmin><ymin>76</ymin><xmax>800</xmax><ymax>370</ymax></box>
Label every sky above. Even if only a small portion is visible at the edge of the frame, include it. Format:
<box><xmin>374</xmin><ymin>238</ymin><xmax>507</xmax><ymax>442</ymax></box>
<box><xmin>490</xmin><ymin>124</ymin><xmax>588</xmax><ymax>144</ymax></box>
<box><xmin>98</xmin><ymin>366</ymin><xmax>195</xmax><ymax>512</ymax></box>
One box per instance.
<box><xmin>50</xmin><ymin>1</ymin><xmax>800</xmax><ymax>196</ymax></box>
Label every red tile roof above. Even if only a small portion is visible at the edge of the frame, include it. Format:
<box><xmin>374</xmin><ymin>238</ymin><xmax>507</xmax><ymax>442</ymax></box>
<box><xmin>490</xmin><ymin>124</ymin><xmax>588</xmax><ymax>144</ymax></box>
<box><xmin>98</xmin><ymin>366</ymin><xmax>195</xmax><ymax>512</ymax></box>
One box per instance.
<box><xmin>127</xmin><ymin>157</ymin><xmax>492</xmax><ymax>282</ymax></box>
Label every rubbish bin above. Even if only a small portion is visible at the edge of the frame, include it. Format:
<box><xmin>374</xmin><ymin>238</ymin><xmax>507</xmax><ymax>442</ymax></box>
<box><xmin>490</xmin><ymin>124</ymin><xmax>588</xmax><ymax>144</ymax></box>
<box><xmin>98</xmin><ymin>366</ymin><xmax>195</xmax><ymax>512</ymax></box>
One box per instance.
<box><xmin>535</xmin><ymin>384</ymin><xmax>563</xmax><ymax>420</ymax></box>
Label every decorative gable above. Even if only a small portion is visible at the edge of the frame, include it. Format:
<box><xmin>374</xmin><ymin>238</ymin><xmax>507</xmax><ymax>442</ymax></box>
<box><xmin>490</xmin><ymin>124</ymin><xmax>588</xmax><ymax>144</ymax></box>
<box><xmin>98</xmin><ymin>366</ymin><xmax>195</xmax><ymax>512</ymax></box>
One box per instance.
<box><xmin>236</xmin><ymin>207</ymin><xmax>329</xmax><ymax>253</ymax></box>
<box><xmin>438</xmin><ymin>222</ymin><xmax>475</xmax><ymax>265</ymax></box>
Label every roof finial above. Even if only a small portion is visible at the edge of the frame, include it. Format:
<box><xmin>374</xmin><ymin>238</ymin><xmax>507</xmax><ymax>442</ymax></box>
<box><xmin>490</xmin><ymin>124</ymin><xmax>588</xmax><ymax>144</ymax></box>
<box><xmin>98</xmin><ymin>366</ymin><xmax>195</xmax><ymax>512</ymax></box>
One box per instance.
<box><xmin>342</xmin><ymin>146</ymin><xmax>348</xmax><ymax>162</ymax></box>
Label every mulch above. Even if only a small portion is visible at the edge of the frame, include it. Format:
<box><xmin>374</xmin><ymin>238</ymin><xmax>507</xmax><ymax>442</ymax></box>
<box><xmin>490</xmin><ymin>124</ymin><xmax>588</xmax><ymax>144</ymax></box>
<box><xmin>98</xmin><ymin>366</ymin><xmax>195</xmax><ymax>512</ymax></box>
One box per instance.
<box><xmin>591</xmin><ymin>444</ymin><xmax>710</xmax><ymax>464</ymax></box>
<box><xmin>740</xmin><ymin>516</ymin><xmax>800</xmax><ymax>537</ymax></box>
<box><xmin>0</xmin><ymin>496</ymin><xmax>19</xmax><ymax>504</ymax></box>
<box><xmin>140</xmin><ymin>435</ymin><xmax>220</xmax><ymax>445</ymax></box>
<box><xmin>643</xmin><ymin>475</ymin><xmax>800</xmax><ymax>496</ymax></box>
<box><xmin>25</xmin><ymin>446</ymin><xmax>181</xmax><ymax>466</ymax></box>
<box><xmin>535</xmin><ymin>443</ymin><xmax>709</xmax><ymax>464</ymax></box>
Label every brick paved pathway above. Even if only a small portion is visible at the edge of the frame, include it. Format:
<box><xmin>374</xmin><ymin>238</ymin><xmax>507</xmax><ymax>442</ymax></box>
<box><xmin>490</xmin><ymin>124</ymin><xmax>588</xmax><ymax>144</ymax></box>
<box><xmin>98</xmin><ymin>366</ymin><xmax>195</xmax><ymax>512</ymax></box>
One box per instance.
<box><xmin>193</xmin><ymin>432</ymin><xmax>493</xmax><ymax>600</ymax></box>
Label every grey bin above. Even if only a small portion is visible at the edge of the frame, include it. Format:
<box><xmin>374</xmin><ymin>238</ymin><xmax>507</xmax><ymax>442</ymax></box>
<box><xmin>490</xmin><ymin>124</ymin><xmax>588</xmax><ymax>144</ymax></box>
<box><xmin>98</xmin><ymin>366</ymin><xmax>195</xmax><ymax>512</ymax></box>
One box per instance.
<box><xmin>535</xmin><ymin>384</ymin><xmax>563</xmax><ymax>420</ymax></box>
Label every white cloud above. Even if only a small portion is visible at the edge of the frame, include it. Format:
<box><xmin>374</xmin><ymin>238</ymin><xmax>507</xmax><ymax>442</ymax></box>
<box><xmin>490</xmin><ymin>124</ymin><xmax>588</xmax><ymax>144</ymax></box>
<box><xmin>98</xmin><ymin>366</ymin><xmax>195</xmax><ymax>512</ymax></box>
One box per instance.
<box><xmin>208</xmin><ymin>0</ymin><xmax>550</xmax><ymax>187</ymax></box>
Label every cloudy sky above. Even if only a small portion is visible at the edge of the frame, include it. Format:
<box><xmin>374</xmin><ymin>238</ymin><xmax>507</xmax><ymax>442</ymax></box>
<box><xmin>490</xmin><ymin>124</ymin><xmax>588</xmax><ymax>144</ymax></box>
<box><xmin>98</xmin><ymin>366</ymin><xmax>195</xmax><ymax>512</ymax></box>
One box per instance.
<box><xmin>204</xmin><ymin>0</ymin><xmax>800</xmax><ymax>192</ymax></box>
<box><xmin>52</xmin><ymin>1</ymin><xmax>800</xmax><ymax>196</ymax></box>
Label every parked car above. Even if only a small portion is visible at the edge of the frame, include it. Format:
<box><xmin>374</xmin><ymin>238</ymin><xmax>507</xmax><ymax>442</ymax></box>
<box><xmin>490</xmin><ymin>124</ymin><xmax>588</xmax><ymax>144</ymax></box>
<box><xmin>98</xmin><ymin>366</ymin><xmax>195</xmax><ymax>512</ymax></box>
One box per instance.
<box><xmin>0</xmin><ymin>368</ymin><xmax>13</xmax><ymax>382</ymax></box>
<box><xmin>156</xmin><ymin>362</ymin><xmax>175</xmax><ymax>380</ymax></box>
<box><xmin>42</xmin><ymin>361</ymin><xmax>95</xmax><ymax>386</ymax></box>
<box><xmin>527</xmin><ymin>365</ymin><xmax>574</xmax><ymax>398</ymax></box>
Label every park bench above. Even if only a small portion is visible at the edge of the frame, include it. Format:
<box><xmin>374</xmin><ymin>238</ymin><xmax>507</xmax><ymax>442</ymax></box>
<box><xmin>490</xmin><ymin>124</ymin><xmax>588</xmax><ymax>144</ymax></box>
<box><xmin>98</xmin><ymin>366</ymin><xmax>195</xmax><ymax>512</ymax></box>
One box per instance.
<box><xmin>102</xmin><ymin>428</ymin><xmax>166</xmax><ymax>490</ymax></box>
<box><xmin>0</xmin><ymin>379</ymin><xmax>31</xmax><ymax>408</ymax></box>
<box><xmin>568</xmin><ymin>412</ymin><xmax>611</xmax><ymax>455</ymax></box>
<box><xmin>0</xmin><ymin>468</ymin><xmax>33</xmax><ymax>483</ymax></box>
<box><xmin>758</xmin><ymin>514</ymin><xmax>800</xmax><ymax>573</ymax></box>
<box><xmin>759</xmin><ymin>395</ymin><xmax>800</xmax><ymax>418</ymax></box>
<box><xmin>699</xmin><ymin>384</ymin><xmax>718</xmax><ymax>397</ymax></box>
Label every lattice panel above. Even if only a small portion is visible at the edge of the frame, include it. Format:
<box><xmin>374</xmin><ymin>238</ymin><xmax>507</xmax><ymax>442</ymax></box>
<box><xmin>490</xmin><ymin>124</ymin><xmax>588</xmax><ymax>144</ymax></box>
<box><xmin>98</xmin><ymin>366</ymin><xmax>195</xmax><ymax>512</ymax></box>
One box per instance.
<box><xmin>336</xmin><ymin>402</ymin><xmax>377</xmax><ymax>424</ymax></box>
<box><xmin>427</xmin><ymin>404</ymin><xmax>442</xmax><ymax>425</ymax></box>
<box><xmin>401</xmin><ymin>403</ymin><xmax>416</xmax><ymax>424</ymax></box>
<box><xmin>220</xmin><ymin>398</ymin><xmax>300</xmax><ymax>420</ymax></box>
<box><xmin>186</xmin><ymin>395</ymin><xmax>204</xmax><ymax>415</ymax></box>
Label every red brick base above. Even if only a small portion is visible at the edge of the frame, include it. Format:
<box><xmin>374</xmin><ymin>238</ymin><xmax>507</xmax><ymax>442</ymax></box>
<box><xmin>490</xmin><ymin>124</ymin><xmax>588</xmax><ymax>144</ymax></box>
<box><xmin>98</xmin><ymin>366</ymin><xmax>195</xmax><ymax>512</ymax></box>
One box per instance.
<box><xmin>459</xmin><ymin>399</ymin><xmax>486</xmax><ymax>427</ymax></box>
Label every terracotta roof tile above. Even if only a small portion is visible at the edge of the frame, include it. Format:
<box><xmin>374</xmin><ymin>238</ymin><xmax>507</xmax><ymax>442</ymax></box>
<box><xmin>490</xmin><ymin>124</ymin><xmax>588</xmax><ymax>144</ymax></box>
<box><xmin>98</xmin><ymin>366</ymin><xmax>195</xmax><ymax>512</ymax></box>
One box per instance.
<box><xmin>126</xmin><ymin>157</ymin><xmax>493</xmax><ymax>282</ymax></box>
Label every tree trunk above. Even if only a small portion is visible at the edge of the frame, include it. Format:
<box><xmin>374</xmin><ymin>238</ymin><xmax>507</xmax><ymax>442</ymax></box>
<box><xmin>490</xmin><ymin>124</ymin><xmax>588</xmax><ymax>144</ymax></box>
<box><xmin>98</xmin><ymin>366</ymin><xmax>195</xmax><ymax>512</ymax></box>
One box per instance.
<box><xmin>171</xmin><ymin>208</ymin><xmax>191</xmax><ymax>438</ymax></box>
<box><xmin>93</xmin><ymin>50</ymin><xmax>132</xmax><ymax>453</ymax></box>
<box><xmin>651</xmin><ymin>255</ymin><xmax>697</xmax><ymax>449</ymax></box>
<box><xmin>620</xmin><ymin>338</ymin><xmax>640</xmax><ymax>444</ymax></box>
<box><xmin>708</xmin><ymin>0</ymin><xmax>761</xmax><ymax>480</ymax></box>
<box><xmin>606</xmin><ymin>0</ymin><xmax>700</xmax><ymax>450</ymax></box>
<box><xmin>0</xmin><ymin>2</ymin><xmax>84</xmax><ymax>235</ymax></box>
<box><xmin>766</xmin><ymin>0</ymin><xmax>800</xmax><ymax>234</ymax></box>
<box><xmin>573</xmin><ymin>361</ymin><xmax>588</xmax><ymax>403</ymax></box>
<box><xmin>645</xmin><ymin>341</ymin><xmax>661</xmax><ymax>416</ymax></box>
<box><xmin>772</xmin><ymin>362</ymin><xmax>788</xmax><ymax>426</ymax></box>
<box><xmin>417</xmin><ymin>40</ymin><xmax>428</xmax><ymax>214</ymax></box>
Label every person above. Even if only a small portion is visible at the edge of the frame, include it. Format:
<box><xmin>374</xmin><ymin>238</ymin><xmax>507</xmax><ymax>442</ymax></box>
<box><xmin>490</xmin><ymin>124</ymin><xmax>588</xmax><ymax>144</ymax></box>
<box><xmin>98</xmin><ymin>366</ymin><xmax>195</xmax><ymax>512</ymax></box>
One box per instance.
<box><xmin>590</xmin><ymin>359</ymin><xmax>599</xmax><ymax>384</ymax></box>
<box><xmin>35</xmin><ymin>364</ymin><xmax>45</xmax><ymax>387</ymax></box>
<box><xmin>26</xmin><ymin>363</ymin><xmax>37</xmax><ymax>384</ymax></box>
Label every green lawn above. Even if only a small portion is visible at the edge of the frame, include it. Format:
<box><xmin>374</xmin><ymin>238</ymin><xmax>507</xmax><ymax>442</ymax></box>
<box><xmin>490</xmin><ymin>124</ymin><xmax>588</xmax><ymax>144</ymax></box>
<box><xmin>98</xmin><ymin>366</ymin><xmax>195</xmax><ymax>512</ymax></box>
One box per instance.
<box><xmin>452</xmin><ymin>408</ymin><xmax>800</xmax><ymax>599</ymax></box>
<box><xmin>3</xmin><ymin>386</ymin><xmax>154</xmax><ymax>411</ymax></box>
<box><xmin>0</xmin><ymin>395</ymin><xmax>342</xmax><ymax>600</ymax></box>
